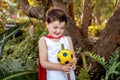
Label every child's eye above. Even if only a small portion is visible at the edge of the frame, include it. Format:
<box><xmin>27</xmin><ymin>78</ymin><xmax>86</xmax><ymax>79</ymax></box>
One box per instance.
<box><xmin>53</xmin><ymin>26</ymin><xmax>58</xmax><ymax>29</ymax></box>
<box><xmin>61</xmin><ymin>27</ymin><xmax>65</xmax><ymax>29</ymax></box>
<box><xmin>54</xmin><ymin>27</ymin><xmax>57</xmax><ymax>29</ymax></box>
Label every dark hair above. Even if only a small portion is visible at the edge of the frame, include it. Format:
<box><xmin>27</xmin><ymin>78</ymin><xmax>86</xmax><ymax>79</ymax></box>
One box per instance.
<box><xmin>46</xmin><ymin>8</ymin><xmax>67</xmax><ymax>24</ymax></box>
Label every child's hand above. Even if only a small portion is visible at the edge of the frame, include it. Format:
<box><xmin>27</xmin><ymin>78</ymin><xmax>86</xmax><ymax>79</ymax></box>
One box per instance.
<box><xmin>69</xmin><ymin>57</ymin><xmax>77</xmax><ymax>70</ymax></box>
<box><xmin>61</xmin><ymin>64</ymin><xmax>71</xmax><ymax>74</ymax></box>
<box><xmin>61</xmin><ymin>57</ymin><xmax>77</xmax><ymax>73</ymax></box>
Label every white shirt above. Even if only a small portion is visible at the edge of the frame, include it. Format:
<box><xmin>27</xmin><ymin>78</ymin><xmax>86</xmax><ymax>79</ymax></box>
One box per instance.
<box><xmin>43</xmin><ymin>36</ymin><xmax>75</xmax><ymax>80</ymax></box>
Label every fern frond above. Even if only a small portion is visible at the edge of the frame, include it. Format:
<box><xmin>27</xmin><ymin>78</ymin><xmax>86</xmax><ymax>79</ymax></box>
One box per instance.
<box><xmin>76</xmin><ymin>52</ymin><xmax>91</xmax><ymax>80</ymax></box>
<box><xmin>77</xmin><ymin>67</ymin><xmax>90</xmax><ymax>80</ymax></box>
<box><xmin>81</xmin><ymin>53</ymin><xmax>87</xmax><ymax>69</ymax></box>
<box><xmin>105</xmin><ymin>61</ymin><xmax>120</xmax><ymax>80</ymax></box>
<box><xmin>109</xmin><ymin>50</ymin><xmax>120</xmax><ymax>68</ymax></box>
<box><xmin>116</xmin><ymin>76</ymin><xmax>120</xmax><ymax>80</ymax></box>
<box><xmin>85</xmin><ymin>51</ymin><xmax>108</xmax><ymax>70</ymax></box>
<box><xmin>104</xmin><ymin>50</ymin><xmax>120</xmax><ymax>80</ymax></box>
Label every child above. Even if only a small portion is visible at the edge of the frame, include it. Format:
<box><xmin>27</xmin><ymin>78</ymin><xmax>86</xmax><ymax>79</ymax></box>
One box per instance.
<box><xmin>38</xmin><ymin>7</ymin><xmax>77</xmax><ymax>80</ymax></box>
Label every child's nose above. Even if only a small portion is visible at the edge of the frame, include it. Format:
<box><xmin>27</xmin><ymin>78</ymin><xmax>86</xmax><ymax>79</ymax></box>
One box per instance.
<box><xmin>57</xmin><ymin>29</ymin><xmax>60</xmax><ymax>33</ymax></box>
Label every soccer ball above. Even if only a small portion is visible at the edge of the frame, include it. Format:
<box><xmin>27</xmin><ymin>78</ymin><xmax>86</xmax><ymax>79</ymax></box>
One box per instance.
<box><xmin>57</xmin><ymin>49</ymin><xmax>73</xmax><ymax>65</ymax></box>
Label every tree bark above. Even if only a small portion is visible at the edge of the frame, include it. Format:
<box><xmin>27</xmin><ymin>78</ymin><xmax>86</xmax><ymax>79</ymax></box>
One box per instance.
<box><xmin>68</xmin><ymin>0</ymin><xmax>74</xmax><ymax>20</ymax></box>
<box><xmin>88</xmin><ymin>4</ymin><xmax>120</xmax><ymax>79</ymax></box>
<box><xmin>81</xmin><ymin>0</ymin><xmax>91</xmax><ymax>38</ymax></box>
<box><xmin>93</xmin><ymin>4</ymin><xmax>120</xmax><ymax>62</ymax></box>
<box><xmin>18</xmin><ymin>0</ymin><xmax>45</xmax><ymax>21</ymax></box>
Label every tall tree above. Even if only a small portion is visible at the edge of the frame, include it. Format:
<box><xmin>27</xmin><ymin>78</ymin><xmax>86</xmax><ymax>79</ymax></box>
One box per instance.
<box><xmin>18</xmin><ymin>0</ymin><xmax>120</xmax><ymax>79</ymax></box>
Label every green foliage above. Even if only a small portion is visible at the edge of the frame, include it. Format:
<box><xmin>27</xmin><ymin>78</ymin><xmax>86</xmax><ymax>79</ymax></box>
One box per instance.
<box><xmin>0</xmin><ymin>21</ymin><xmax>47</xmax><ymax>79</ymax></box>
<box><xmin>0</xmin><ymin>21</ymin><xmax>29</xmax><ymax>56</ymax></box>
<box><xmin>0</xmin><ymin>58</ymin><xmax>37</xmax><ymax>80</ymax></box>
<box><xmin>3</xmin><ymin>36</ymin><xmax>38</xmax><ymax>69</ymax></box>
<box><xmin>104</xmin><ymin>50</ymin><xmax>120</xmax><ymax>80</ymax></box>
<box><xmin>88</xmin><ymin>23</ymin><xmax>106</xmax><ymax>37</ymax></box>
<box><xmin>0</xmin><ymin>38</ymin><xmax>36</xmax><ymax>80</ymax></box>
<box><xmin>88</xmin><ymin>25</ymin><xmax>99</xmax><ymax>37</ymax></box>
<box><xmin>77</xmin><ymin>68</ymin><xmax>90</xmax><ymax>80</ymax></box>
<box><xmin>74</xmin><ymin>0</ymin><xmax>83</xmax><ymax>17</ymax></box>
<box><xmin>0</xmin><ymin>21</ymin><xmax>39</xmax><ymax>80</ymax></box>
<box><xmin>85</xmin><ymin>50</ymin><xmax>120</xmax><ymax>80</ymax></box>
<box><xmin>76</xmin><ymin>53</ymin><xmax>91</xmax><ymax>80</ymax></box>
<box><xmin>109</xmin><ymin>50</ymin><xmax>120</xmax><ymax>66</ymax></box>
<box><xmin>92</xmin><ymin>0</ymin><xmax>115</xmax><ymax>19</ymax></box>
<box><xmin>85</xmin><ymin>51</ymin><xmax>108</xmax><ymax>69</ymax></box>
<box><xmin>0</xmin><ymin>21</ymin><xmax>2</xmax><ymax>26</ymax></box>
<box><xmin>0</xmin><ymin>20</ymin><xmax>4</xmax><ymax>33</ymax></box>
<box><xmin>34</xmin><ymin>21</ymin><xmax>48</xmax><ymax>37</ymax></box>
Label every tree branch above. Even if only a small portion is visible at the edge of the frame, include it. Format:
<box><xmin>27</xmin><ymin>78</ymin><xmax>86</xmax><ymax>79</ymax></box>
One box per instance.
<box><xmin>18</xmin><ymin>0</ymin><xmax>45</xmax><ymax>21</ymax></box>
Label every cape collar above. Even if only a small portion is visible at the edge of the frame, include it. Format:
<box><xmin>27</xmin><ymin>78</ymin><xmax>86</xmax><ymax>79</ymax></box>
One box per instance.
<box><xmin>45</xmin><ymin>35</ymin><xmax>63</xmax><ymax>39</ymax></box>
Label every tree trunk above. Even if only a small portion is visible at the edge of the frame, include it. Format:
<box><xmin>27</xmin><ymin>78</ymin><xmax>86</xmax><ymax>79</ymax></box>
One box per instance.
<box><xmin>93</xmin><ymin>4</ymin><xmax>120</xmax><ymax>62</ymax></box>
<box><xmin>68</xmin><ymin>0</ymin><xmax>74</xmax><ymax>20</ymax></box>
<box><xmin>88</xmin><ymin>4</ymin><xmax>120</xmax><ymax>79</ymax></box>
<box><xmin>81</xmin><ymin>0</ymin><xmax>91</xmax><ymax>38</ymax></box>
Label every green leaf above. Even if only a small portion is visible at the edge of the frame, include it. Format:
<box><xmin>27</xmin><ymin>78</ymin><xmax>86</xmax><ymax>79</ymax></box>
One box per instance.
<box><xmin>0</xmin><ymin>61</ymin><xmax>10</xmax><ymax>73</ymax></box>
<box><xmin>0</xmin><ymin>61</ymin><xmax>10</xmax><ymax>79</ymax></box>
<box><xmin>0</xmin><ymin>21</ymin><xmax>29</xmax><ymax>56</ymax></box>
<box><xmin>76</xmin><ymin>53</ymin><xmax>91</xmax><ymax>80</ymax></box>
<box><xmin>77</xmin><ymin>68</ymin><xmax>90</xmax><ymax>80</ymax></box>
<box><xmin>26</xmin><ymin>59</ymin><xmax>37</xmax><ymax>70</ymax></box>
<box><xmin>0</xmin><ymin>21</ymin><xmax>2</xmax><ymax>26</ymax></box>
<box><xmin>85</xmin><ymin>51</ymin><xmax>108</xmax><ymax>70</ymax></box>
<box><xmin>105</xmin><ymin>61</ymin><xmax>120</xmax><ymax>80</ymax></box>
<box><xmin>2</xmin><ymin>71</ymin><xmax>37</xmax><ymax>80</ymax></box>
<box><xmin>5</xmin><ymin>59</ymin><xmax>24</xmax><ymax>72</ymax></box>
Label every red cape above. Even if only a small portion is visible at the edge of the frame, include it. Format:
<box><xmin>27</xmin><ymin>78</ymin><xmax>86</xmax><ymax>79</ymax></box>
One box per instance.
<box><xmin>38</xmin><ymin>60</ymin><xmax>46</xmax><ymax>80</ymax></box>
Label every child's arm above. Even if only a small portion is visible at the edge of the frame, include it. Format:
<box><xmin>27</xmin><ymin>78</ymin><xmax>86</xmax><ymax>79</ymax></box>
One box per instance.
<box><xmin>38</xmin><ymin>37</ymin><xmax>70</xmax><ymax>73</ymax></box>
<box><xmin>67</xmin><ymin>36</ymin><xmax>77</xmax><ymax>70</ymax></box>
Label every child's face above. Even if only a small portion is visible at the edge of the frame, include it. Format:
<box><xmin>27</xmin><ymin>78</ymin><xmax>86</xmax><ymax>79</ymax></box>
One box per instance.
<box><xmin>46</xmin><ymin>20</ymin><xmax>66</xmax><ymax>38</ymax></box>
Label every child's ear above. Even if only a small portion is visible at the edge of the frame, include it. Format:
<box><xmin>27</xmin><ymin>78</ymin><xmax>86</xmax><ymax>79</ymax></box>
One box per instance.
<box><xmin>45</xmin><ymin>22</ymin><xmax>48</xmax><ymax>27</ymax></box>
<box><xmin>45</xmin><ymin>21</ymin><xmax>47</xmax><ymax>24</ymax></box>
